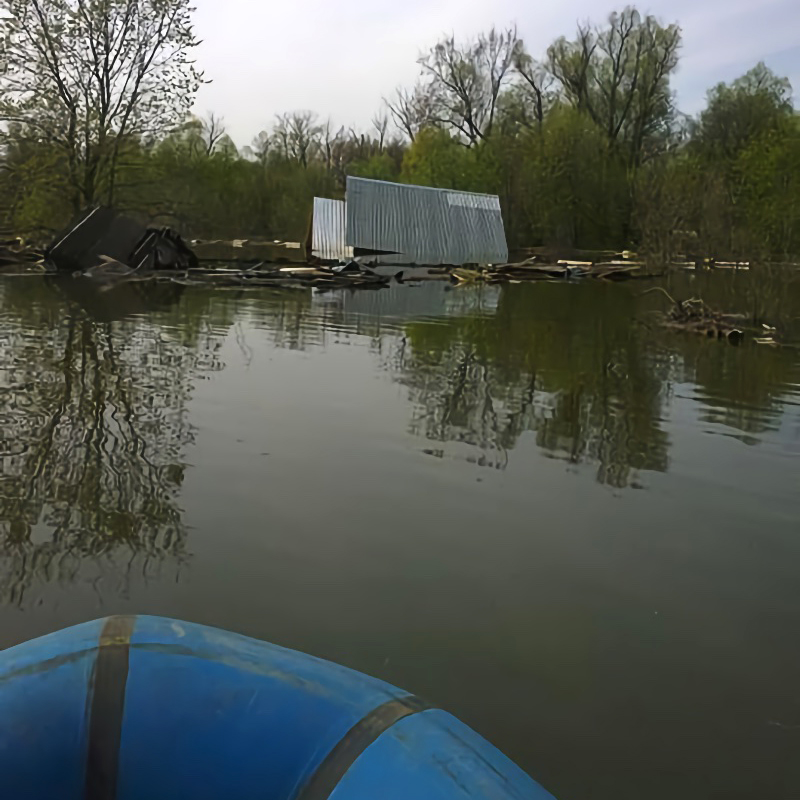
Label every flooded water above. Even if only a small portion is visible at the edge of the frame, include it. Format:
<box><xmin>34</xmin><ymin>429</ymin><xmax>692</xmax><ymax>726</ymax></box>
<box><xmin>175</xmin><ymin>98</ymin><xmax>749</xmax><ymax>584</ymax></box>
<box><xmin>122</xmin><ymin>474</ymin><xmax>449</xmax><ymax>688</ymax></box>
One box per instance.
<box><xmin>1</xmin><ymin>273</ymin><xmax>799</xmax><ymax>799</ymax></box>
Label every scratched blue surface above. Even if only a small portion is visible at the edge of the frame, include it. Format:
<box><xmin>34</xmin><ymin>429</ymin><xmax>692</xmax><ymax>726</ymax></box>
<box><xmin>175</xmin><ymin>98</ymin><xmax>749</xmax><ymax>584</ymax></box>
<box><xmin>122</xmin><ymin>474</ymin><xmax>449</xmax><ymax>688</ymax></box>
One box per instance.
<box><xmin>0</xmin><ymin>617</ymin><xmax>555</xmax><ymax>799</ymax></box>
<box><xmin>330</xmin><ymin>711</ymin><xmax>556</xmax><ymax>800</ymax></box>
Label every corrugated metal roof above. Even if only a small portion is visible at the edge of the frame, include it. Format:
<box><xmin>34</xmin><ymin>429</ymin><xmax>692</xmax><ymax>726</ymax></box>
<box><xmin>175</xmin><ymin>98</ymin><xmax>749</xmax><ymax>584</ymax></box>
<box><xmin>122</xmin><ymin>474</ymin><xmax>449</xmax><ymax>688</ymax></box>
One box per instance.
<box><xmin>344</xmin><ymin>177</ymin><xmax>508</xmax><ymax>266</ymax></box>
<box><xmin>311</xmin><ymin>197</ymin><xmax>353</xmax><ymax>261</ymax></box>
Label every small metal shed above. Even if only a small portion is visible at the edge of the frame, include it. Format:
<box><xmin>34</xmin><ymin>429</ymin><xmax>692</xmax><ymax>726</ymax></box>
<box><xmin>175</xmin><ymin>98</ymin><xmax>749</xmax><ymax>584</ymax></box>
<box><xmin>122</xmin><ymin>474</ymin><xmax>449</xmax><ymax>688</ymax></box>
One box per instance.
<box><xmin>345</xmin><ymin>177</ymin><xmax>508</xmax><ymax>266</ymax></box>
<box><xmin>312</xmin><ymin>178</ymin><xmax>508</xmax><ymax>266</ymax></box>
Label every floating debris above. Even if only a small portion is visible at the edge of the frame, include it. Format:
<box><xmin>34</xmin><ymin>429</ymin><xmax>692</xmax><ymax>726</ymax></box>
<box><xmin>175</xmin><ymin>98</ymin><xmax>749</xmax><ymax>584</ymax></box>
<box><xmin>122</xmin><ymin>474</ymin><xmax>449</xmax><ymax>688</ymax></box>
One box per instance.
<box><xmin>153</xmin><ymin>261</ymin><xmax>394</xmax><ymax>291</ymax></box>
<box><xmin>0</xmin><ymin>236</ymin><xmax>45</xmax><ymax>273</ymax></box>
<box><xmin>192</xmin><ymin>239</ymin><xmax>307</xmax><ymax>264</ymax></box>
<box><xmin>448</xmin><ymin>256</ymin><xmax>653</xmax><ymax>284</ymax></box>
<box><xmin>643</xmin><ymin>287</ymin><xmax>762</xmax><ymax>344</ymax></box>
<box><xmin>25</xmin><ymin>210</ymin><xmax>393</xmax><ymax>292</ymax></box>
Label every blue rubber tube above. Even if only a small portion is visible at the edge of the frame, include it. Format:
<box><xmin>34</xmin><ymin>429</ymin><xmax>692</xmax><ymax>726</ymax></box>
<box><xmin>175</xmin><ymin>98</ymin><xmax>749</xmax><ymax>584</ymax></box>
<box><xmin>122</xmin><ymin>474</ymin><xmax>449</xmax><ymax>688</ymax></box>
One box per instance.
<box><xmin>0</xmin><ymin>616</ymin><xmax>556</xmax><ymax>799</ymax></box>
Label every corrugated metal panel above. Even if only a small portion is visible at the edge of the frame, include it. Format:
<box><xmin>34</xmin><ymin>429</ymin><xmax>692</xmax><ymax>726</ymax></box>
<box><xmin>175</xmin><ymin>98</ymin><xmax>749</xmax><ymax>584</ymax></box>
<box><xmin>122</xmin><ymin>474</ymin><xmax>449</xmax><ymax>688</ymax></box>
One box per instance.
<box><xmin>345</xmin><ymin>177</ymin><xmax>508</xmax><ymax>266</ymax></box>
<box><xmin>312</xmin><ymin>197</ymin><xmax>353</xmax><ymax>261</ymax></box>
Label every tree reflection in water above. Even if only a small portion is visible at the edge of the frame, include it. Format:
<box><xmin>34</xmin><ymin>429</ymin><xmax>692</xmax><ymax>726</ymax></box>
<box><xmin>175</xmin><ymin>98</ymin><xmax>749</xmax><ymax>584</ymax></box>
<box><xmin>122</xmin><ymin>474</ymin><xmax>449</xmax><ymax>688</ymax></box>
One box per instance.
<box><xmin>0</xmin><ymin>278</ymin><xmax>224</xmax><ymax>607</ymax></box>
<box><xmin>394</xmin><ymin>283</ymin><xmax>671</xmax><ymax>486</ymax></box>
<box><xmin>393</xmin><ymin>274</ymin><xmax>799</xmax><ymax>486</ymax></box>
<box><xmin>660</xmin><ymin>269</ymin><xmax>800</xmax><ymax>442</ymax></box>
<box><xmin>1</xmin><ymin>272</ymin><xmax>795</xmax><ymax>604</ymax></box>
<box><xmin>264</xmin><ymin>276</ymin><xmax>797</xmax><ymax>488</ymax></box>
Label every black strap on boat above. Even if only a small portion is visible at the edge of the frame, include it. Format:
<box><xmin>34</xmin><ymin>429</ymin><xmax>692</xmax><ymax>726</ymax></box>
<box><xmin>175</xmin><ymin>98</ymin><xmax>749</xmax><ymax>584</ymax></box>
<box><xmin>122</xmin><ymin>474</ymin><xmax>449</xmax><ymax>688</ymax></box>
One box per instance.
<box><xmin>295</xmin><ymin>694</ymin><xmax>430</xmax><ymax>800</ymax></box>
<box><xmin>85</xmin><ymin>616</ymin><xmax>136</xmax><ymax>800</ymax></box>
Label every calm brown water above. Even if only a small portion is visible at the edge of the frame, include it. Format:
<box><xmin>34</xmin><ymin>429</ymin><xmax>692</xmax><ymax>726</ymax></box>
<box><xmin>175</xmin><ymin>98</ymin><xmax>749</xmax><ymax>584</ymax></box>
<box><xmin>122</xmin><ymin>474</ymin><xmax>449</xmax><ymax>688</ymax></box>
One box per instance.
<box><xmin>1</xmin><ymin>273</ymin><xmax>799</xmax><ymax>799</ymax></box>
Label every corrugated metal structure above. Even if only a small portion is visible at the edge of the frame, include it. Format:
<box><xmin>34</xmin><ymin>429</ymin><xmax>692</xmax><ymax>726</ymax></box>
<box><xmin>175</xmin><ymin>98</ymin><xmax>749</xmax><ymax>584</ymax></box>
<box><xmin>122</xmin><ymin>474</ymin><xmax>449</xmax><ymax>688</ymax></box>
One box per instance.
<box><xmin>311</xmin><ymin>197</ymin><xmax>353</xmax><ymax>261</ymax></box>
<box><xmin>345</xmin><ymin>177</ymin><xmax>508</xmax><ymax>266</ymax></box>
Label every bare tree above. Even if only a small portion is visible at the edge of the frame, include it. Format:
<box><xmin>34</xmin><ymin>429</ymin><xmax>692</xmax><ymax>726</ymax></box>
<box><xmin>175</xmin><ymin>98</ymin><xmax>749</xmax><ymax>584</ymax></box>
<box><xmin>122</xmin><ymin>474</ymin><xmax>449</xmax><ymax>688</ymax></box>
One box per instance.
<box><xmin>384</xmin><ymin>84</ymin><xmax>435</xmax><ymax>142</ymax></box>
<box><xmin>417</xmin><ymin>26</ymin><xmax>521</xmax><ymax>145</ymax></box>
<box><xmin>246</xmin><ymin>130</ymin><xmax>272</xmax><ymax>165</ymax></box>
<box><xmin>201</xmin><ymin>113</ymin><xmax>227</xmax><ymax>157</ymax></box>
<box><xmin>547</xmin><ymin>24</ymin><xmax>599</xmax><ymax>116</ymax></box>
<box><xmin>371</xmin><ymin>112</ymin><xmax>389</xmax><ymax>152</ymax></box>
<box><xmin>272</xmin><ymin>111</ymin><xmax>323</xmax><ymax>167</ymax></box>
<box><xmin>321</xmin><ymin>119</ymin><xmax>340</xmax><ymax>170</ymax></box>
<box><xmin>0</xmin><ymin>0</ymin><xmax>203</xmax><ymax>208</ymax></box>
<box><xmin>512</xmin><ymin>48</ymin><xmax>554</xmax><ymax>129</ymax></box>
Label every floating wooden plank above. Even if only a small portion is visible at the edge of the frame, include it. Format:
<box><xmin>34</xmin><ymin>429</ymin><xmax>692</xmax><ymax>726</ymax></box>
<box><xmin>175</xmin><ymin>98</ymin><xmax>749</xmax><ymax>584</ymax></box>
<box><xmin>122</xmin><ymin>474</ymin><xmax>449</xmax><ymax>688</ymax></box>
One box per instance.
<box><xmin>279</xmin><ymin>267</ymin><xmax>325</xmax><ymax>274</ymax></box>
<box><xmin>193</xmin><ymin>240</ymin><xmax>307</xmax><ymax>264</ymax></box>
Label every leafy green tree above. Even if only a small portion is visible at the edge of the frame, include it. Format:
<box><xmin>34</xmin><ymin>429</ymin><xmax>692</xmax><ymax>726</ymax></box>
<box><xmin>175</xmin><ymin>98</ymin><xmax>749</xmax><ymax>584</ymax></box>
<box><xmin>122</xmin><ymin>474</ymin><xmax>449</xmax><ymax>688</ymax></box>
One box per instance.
<box><xmin>689</xmin><ymin>63</ymin><xmax>796</xmax><ymax>256</ymax></box>
<box><xmin>694</xmin><ymin>63</ymin><xmax>793</xmax><ymax>163</ymax></box>
<box><xmin>526</xmin><ymin>107</ymin><xmax>629</xmax><ymax>248</ymax></box>
<box><xmin>349</xmin><ymin>153</ymin><xmax>402</xmax><ymax>182</ymax></box>
<box><xmin>736</xmin><ymin>118</ymin><xmax>800</xmax><ymax>257</ymax></box>
<box><xmin>0</xmin><ymin>0</ymin><xmax>202</xmax><ymax>212</ymax></box>
<box><xmin>0</xmin><ymin>131</ymin><xmax>74</xmax><ymax>234</ymax></box>
<box><xmin>633</xmin><ymin>152</ymin><xmax>699</xmax><ymax>263</ymax></box>
<box><xmin>401</xmin><ymin>128</ymin><xmax>494</xmax><ymax>193</ymax></box>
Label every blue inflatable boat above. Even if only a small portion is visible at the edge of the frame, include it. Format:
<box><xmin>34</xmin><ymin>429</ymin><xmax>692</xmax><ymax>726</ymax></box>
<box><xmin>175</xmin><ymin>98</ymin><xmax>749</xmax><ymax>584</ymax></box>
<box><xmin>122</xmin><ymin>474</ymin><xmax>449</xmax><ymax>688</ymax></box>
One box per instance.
<box><xmin>0</xmin><ymin>616</ymin><xmax>555</xmax><ymax>799</ymax></box>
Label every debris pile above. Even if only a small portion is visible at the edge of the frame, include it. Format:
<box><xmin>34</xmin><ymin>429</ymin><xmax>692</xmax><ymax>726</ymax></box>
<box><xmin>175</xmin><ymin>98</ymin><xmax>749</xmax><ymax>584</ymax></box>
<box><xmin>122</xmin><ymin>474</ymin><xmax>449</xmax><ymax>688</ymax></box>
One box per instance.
<box><xmin>36</xmin><ymin>208</ymin><xmax>391</xmax><ymax>291</ymax></box>
<box><xmin>645</xmin><ymin>288</ymin><xmax>750</xmax><ymax>344</ymax></box>
<box><xmin>47</xmin><ymin>207</ymin><xmax>197</xmax><ymax>273</ymax></box>
<box><xmin>192</xmin><ymin>239</ymin><xmax>306</xmax><ymax>264</ymax></box>
<box><xmin>450</xmin><ymin>256</ymin><xmax>649</xmax><ymax>285</ymax></box>
<box><xmin>5</xmin><ymin>210</ymin><xmax>787</xmax><ymax>307</ymax></box>
<box><xmin>162</xmin><ymin>261</ymin><xmax>393</xmax><ymax>291</ymax></box>
<box><xmin>0</xmin><ymin>237</ymin><xmax>44</xmax><ymax>273</ymax></box>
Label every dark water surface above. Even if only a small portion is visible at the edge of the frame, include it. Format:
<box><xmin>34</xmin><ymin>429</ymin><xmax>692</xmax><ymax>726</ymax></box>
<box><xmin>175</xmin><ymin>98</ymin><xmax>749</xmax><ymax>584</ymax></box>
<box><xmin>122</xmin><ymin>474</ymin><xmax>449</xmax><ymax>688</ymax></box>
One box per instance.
<box><xmin>1</xmin><ymin>273</ymin><xmax>799</xmax><ymax>799</ymax></box>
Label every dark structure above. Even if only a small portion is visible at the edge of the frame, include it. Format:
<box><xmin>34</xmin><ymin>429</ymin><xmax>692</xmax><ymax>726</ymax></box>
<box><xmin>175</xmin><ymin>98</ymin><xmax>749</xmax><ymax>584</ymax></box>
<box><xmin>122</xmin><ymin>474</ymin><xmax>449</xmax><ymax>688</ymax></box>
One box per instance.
<box><xmin>46</xmin><ymin>207</ymin><xmax>198</xmax><ymax>273</ymax></box>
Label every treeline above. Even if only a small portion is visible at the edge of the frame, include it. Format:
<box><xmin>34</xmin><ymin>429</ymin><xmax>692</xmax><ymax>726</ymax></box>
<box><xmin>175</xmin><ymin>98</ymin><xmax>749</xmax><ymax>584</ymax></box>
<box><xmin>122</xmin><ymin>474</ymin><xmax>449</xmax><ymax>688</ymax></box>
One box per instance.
<box><xmin>0</xmin><ymin>3</ymin><xmax>798</xmax><ymax>259</ymax></box>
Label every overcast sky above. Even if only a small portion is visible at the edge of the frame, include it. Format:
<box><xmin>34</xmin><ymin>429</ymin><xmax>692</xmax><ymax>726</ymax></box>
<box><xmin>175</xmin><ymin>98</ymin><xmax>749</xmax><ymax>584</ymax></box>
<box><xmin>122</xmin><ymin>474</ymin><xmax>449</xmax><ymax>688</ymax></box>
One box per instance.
<box><xmin>190</xmin><ymin>0</ymin><xmax>800</xmax><ymax>147</ymax></box>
